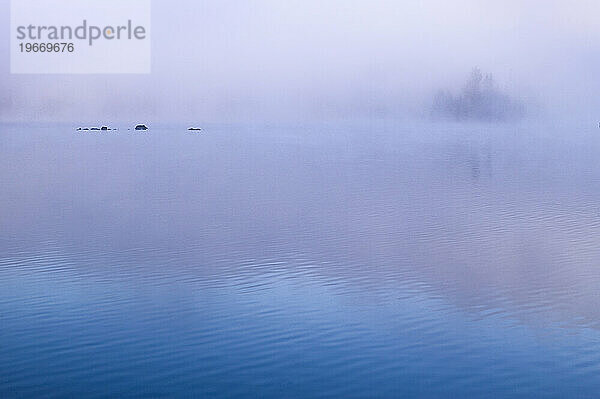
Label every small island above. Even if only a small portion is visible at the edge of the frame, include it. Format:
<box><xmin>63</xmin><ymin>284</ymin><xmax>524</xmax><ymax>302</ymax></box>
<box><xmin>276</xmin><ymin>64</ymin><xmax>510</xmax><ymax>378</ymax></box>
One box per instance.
<box><xmin>431</xmin><ymin>68</ymin><xmax>525</xmax><ymax>122</ymax></box>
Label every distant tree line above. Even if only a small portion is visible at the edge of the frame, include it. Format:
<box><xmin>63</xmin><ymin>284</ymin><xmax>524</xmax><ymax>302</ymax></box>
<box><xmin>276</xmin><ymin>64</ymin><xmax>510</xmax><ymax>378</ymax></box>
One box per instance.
<box><xmin>431</xmin><ymin>68</ymin><xmax>525</xmax><ymax>121</ymax></box>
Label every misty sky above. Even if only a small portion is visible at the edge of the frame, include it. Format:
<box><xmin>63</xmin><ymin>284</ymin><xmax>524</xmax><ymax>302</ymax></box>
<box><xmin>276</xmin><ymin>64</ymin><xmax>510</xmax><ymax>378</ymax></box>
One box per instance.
<box><xmin>1</xmin><ymin>0</ymin><xmax>599</xmax><ymax>123</ymax></box>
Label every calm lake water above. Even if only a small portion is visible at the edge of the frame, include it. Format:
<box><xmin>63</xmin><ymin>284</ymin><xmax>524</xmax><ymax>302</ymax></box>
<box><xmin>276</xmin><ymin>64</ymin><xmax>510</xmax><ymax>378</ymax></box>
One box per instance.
<box><xmin>2</xmin><ymin>121</ymin><xmax>600</xmax><ymax>398</ymax></box>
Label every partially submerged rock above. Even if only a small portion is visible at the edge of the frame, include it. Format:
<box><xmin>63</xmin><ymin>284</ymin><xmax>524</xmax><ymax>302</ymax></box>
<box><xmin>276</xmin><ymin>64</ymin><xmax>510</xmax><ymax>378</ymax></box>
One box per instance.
<box><xmin>77</xmin><ymin>125</ymin><xmax>113</xmax><ymax>132</ymax></box>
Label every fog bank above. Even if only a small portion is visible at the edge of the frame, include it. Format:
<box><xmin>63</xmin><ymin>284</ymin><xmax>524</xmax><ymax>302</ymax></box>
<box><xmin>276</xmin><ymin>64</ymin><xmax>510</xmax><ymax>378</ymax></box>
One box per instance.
<box><xmin>1</xmin><ymin>0</ymin><xmax>599</xmax><ymax>123</ymax></box>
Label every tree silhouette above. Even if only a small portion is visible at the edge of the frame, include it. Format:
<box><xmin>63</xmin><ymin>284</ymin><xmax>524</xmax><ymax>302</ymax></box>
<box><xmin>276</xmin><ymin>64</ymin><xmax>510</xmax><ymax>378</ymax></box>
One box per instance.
<box><xmin>431</xmin><ymin>68</ymin><xmax>524</xmax><ymax>121</ymax></box>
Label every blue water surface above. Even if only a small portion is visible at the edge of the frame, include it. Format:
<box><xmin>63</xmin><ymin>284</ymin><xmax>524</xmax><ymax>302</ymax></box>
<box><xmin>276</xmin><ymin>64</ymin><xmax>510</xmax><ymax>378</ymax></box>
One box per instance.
<box><xmin>2</xmin><ymin>121</ymin><xmax>600</xmax><ymax>398</ymax></box>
